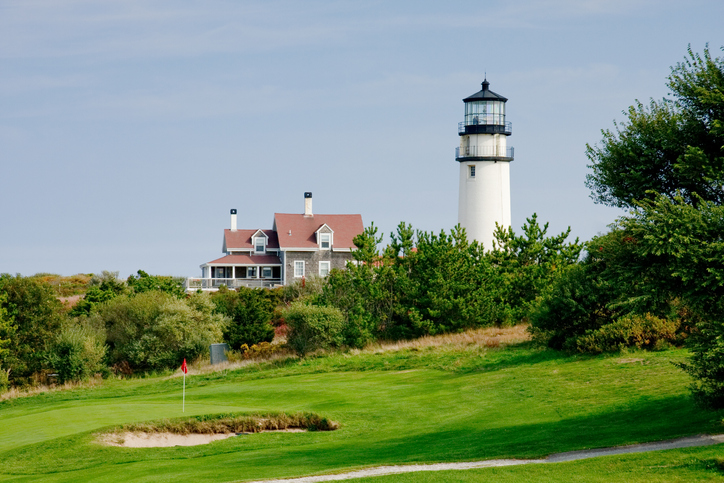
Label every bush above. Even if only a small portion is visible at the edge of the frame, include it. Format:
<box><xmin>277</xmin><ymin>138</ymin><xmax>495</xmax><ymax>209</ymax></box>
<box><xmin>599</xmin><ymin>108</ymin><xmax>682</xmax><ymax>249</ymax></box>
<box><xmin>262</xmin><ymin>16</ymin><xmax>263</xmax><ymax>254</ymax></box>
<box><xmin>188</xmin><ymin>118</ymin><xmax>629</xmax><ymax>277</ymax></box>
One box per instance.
<box><xmin>212</xmin><ymin>287</ymin><xmax>275</xmax><ymax>350</ymax></box>
<box><xmin>98</xmin><ymin>291</ymin><xmax>228</xmax><ymax>372</ymax></box>
<box><xmin>284</xmin><ymin>303</ymin><xmax>344</xmax><ymax>356</ymax></box>
<box><xmin>45</xmin><ymin>324</ymin><xmax>107</xmax><ymax>383</ymax></box>
<box><xmin>126</xmin><ymin>270</ymin><xmax>185</xmax><ymax>299</ymax></box>
<box><xmin>574</xmin><ymin>313</ymin><xmax>681</xmax><ymax>354</ymax></box>
<box><xmin>278</xmin><ymin>276</ymin><xmax>327</xmax><ymax>304</ymax></box>
<box><xmin>238</xmin><ymin>341</ymin><xmax>285</xmax><ymax>360</ymax></box>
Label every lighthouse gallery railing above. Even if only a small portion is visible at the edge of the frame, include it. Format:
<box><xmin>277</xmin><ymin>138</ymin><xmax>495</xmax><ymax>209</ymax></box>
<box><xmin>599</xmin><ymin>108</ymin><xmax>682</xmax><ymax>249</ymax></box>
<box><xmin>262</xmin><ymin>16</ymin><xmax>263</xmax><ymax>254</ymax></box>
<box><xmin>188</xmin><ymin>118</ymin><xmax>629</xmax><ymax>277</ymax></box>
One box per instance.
<box><xmin>455</xmin><ymin>146</ymin><xmax>514</xmax><ymax>159</ymax></box>
<box><xmin>458</xmin><ymin>121</ymin><xmax>512</xmax><ymax>134</ymax></box>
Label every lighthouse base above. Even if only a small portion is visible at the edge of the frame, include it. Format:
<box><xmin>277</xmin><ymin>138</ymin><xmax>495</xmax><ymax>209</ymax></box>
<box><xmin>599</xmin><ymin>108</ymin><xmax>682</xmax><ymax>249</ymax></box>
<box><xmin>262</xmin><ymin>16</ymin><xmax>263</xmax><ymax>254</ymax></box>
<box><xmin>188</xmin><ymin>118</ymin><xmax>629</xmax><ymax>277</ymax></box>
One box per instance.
<box><xmin>458</xmin><ymin>160</ymin><xmax>511</xmax><ymax>250</ymax></box>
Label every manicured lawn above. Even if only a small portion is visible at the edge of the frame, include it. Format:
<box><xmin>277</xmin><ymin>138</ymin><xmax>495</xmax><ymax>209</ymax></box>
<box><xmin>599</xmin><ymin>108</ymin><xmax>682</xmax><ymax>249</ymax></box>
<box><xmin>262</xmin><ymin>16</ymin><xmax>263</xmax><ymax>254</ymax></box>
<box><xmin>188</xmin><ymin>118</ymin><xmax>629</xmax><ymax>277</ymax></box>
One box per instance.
<box><xmin>0</xmin><ymin>341</ymin><xmax>722</xmax><ymax>482</ymax></box>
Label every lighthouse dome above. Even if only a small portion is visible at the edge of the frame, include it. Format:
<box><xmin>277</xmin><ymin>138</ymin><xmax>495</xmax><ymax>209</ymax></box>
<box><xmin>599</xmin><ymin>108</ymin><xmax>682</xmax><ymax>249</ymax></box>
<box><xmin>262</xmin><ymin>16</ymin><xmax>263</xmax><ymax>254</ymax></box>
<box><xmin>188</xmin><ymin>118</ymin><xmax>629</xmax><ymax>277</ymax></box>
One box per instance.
<box><xmin>461</xmin><ymin>79</ymin><xmax>510</xmax><ymax>135</ymax></box>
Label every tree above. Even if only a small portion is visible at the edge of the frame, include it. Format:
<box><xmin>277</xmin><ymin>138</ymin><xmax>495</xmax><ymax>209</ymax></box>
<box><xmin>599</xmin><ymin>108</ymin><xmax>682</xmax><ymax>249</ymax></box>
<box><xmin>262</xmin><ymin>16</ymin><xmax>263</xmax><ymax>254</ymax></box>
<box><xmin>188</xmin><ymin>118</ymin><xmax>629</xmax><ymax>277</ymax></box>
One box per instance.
<box><xmin>212</xmin><ymin>287</ymin><xmax>275</xmax><ymax>350</ymax></box>
<box><xmin>0</xmin><ymin>292</ymin><xmax>15</xmax><ymax>390</ymax></box>
<box><xmin>352</xmin><ymin>222</ymin><xmax>383</xmax><ymax>264</ymax></box>
<box><xmin>404</xmin><ymin>225</ymin><xmax>500</xmax><ymax>335</ymax></box>
<box><xmin>586</xmin><ymin>45</ymin><xmax>724</xmax><ymax>209</ymax></box>
<box><xmin>0</xmin><ymin>293</ymin><xmax>14</xmax><ymax>363</ymax></box>
<box><xmin>529</xmin><ymin>261</ymin><xmax>618</xmax><ymax>350</ymax></box>
<box><xmin>489</xmin><ymin>215</ymin><xmax>582</xmax><ymax>323</ymax></box>
<box><xmin>613</xmin><ymin>194</ymin><xmax>724</xmax><ymax>407</ymax></box>
<box><xmin>320</xmin><ymin>222</ymin><xmax>395</xmax><ymax>346</ymax></box>
<box><xmin>0</xmin><ymin>274</ymin><xmax>64</xmax><ymax>384</ymax></box>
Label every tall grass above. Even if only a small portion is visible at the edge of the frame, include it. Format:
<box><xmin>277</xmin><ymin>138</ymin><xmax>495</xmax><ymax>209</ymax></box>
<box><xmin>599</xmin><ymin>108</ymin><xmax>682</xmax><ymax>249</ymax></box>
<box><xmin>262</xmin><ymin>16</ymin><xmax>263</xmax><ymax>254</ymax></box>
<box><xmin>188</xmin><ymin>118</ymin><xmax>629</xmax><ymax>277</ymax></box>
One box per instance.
<box><xmin>112</xmin><ymin>412</ymin><xmax>339</xmax><ymax>435</ymax></box>
<box><xmin>187</xmin><ymin>325</ymin><xmax>530</xmax><ymax>377</ymax></box>
<box><xmin>365</xmin><ymin>324</ymin><xmax>530</xmax><ymax>353</ymax></box>
<box><xmin>0</xmin><ymin>374</ymin><xmax>104</xmax><ymax>402</ymax></box>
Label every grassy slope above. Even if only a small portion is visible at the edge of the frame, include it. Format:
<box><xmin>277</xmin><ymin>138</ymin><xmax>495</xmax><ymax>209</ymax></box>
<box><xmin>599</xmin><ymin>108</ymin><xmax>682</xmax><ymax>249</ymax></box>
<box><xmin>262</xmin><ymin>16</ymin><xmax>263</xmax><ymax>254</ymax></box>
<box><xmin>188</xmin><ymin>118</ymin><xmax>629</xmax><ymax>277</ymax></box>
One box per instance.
<box><xmin>354</xmin><ymin>446</ymin><xmax>724</xmax><ymax>482</ymax></box>
<box><xmin>0</xmin><ymin>341</ymin><xmax>723</xmax><ymax>482</ymax></box>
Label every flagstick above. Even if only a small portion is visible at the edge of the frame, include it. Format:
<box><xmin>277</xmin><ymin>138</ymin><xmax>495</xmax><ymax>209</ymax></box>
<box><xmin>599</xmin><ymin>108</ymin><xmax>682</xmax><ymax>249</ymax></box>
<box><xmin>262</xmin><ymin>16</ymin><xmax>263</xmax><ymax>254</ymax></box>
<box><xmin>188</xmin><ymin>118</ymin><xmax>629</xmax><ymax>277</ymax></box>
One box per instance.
<box><xmin>181</xmin><ymin>358</ymin><xmax>188</xmax><ymax>412</ymax></box>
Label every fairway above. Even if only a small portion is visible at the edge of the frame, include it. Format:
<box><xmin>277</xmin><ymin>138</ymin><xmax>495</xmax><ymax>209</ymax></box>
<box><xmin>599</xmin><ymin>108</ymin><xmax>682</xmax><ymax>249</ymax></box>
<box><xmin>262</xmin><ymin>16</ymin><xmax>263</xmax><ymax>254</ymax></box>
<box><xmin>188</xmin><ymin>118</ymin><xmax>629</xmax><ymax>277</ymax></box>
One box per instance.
<box><xmin>1</xmin><ymin>342</ymin><xmax>723</xmax><ymax>482</ymax></box>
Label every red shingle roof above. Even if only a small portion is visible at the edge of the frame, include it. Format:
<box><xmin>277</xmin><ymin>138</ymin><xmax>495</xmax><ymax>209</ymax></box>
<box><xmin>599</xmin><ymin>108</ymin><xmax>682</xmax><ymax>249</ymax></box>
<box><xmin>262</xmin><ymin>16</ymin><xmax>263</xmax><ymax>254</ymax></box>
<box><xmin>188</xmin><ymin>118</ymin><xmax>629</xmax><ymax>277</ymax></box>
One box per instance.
<box><xmin>203</xmin><ymin>254</ymin><xmax>282</xmax><ymax>266</ymax></box>
<box><xmin>273</xmin><ymin>213</ymin><xmax>364</xmax><ymax>249</ymax></box>
<box><xmin>224</xmin><ymin>229</ymin><xmax>279</xmax><ymax>251</ymax></box>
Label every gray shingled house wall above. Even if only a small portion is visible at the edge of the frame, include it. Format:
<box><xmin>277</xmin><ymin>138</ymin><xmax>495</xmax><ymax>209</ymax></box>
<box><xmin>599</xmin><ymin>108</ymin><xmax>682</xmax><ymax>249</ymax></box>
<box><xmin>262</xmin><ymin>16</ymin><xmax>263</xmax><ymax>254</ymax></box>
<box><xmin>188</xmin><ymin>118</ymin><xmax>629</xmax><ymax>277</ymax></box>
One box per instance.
<box><xmin>284</xmin><ymin>250</ymin><xmax>353</xmax><ymax>281</ymax></box>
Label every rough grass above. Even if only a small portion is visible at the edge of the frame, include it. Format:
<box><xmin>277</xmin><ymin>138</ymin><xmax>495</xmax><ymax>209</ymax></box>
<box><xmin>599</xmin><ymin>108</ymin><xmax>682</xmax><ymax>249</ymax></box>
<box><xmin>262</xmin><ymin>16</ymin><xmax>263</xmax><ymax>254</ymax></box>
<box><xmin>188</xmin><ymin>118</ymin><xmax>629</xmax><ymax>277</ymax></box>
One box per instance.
<box><xmin>0</xmin><ymin>375</ymin><xmax>104</xmax><ymax>402</ymax></box>
<box><xmin>364</xmin><ymin>324</ymin><xmax>530</xmax><ymax>353</ymax></box>
<box><xmin>110</xmin><ymin>412</ymin><xmax>339</xmax><ymax>435</ymax></box>
<box><xmin>183</xmin><ymin>324</ymin><xmax>530</xmax><ymax>377</ymax></box>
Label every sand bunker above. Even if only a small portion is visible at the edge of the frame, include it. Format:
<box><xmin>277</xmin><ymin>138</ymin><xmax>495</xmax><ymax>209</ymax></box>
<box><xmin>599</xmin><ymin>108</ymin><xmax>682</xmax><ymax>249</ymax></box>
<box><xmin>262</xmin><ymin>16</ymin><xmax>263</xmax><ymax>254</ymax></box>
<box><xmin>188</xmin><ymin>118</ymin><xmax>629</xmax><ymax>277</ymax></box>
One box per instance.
<box><xmin>102</xmin><ymin>428</ymin><xmax>307</xmax><ymax>448</ymax></box>
<box><xmin>103</xmin><ymin>432</ymin><xmax>235</xmax><ymax>448</ymax></box>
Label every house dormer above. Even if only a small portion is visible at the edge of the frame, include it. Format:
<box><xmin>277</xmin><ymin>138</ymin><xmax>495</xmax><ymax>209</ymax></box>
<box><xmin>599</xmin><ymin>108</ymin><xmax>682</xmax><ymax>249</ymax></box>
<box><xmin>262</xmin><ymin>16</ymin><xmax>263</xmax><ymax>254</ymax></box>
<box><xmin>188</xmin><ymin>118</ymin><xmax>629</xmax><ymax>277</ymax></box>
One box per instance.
<box><xmin>251</xmin><ymin>229</ymin><xmax>268</xmax><ymax>254</ymax></box>
<box><xmin>315</xmin><ymin>224</ymin><xmax>334</xmax><ymax>250</ymax></box>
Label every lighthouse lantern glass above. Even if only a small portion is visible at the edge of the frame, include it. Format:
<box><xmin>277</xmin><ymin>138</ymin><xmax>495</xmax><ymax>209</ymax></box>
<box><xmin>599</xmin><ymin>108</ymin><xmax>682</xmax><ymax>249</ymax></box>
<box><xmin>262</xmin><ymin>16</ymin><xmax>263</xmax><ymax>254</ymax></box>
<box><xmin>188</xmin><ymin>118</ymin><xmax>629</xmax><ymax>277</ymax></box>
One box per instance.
<box><xmin>465</xmin><ymin>100</ymin><xmax>505</xmax><ymax>126</ymax></box>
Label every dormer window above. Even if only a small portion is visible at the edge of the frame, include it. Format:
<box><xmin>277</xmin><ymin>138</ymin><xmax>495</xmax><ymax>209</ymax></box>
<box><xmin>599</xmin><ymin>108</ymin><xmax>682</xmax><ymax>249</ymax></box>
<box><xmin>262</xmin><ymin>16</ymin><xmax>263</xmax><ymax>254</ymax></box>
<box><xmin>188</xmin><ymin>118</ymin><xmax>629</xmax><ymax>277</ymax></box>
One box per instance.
<box><xmin>320</xmin><ymin>233</ymin><xmax>331</xmax><ymax>249</ymax></box>
<box><xmin>254</xmin><ymin>237</ymin><xmax>265</xmax><ymax>254</ymax></box>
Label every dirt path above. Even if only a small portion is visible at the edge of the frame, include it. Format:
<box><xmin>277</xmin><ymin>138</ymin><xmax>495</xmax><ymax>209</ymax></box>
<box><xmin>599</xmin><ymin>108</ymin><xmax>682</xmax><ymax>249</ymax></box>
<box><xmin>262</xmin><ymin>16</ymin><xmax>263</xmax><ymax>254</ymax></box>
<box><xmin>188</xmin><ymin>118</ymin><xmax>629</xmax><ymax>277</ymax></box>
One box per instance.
<box><xmin>245</xmin><ymin>434</ymin><xmax>724</xmax><ymax>483</ymax></box>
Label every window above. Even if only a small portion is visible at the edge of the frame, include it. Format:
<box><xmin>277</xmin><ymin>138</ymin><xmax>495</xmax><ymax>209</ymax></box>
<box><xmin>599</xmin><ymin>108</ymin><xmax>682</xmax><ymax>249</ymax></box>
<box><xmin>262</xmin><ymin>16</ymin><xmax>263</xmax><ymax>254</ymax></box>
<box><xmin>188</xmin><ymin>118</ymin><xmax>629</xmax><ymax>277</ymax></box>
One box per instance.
<box><xmin>320</xmin><ymin>233</ymin><xmax>331</xmax><ymax>249</ymax></box>
<box><xmin>247</xmin><ymin>267</ymin><xmax>257</xmax><ymax>278</ymax></box>
<box><xmin>319</xmin><ymin>261</ymin><xmax>331</xmax><ymax>277</ymax></box>
<box><xmin>294</xmin><ymin>260</ymin><xmax>305</xmax><ymax>278</ymax></box>
<box><xmin>254</xmin><ymin>237</ymin><xmax>265</xmax><ymax>254</ymax></box>
<box><xmin>261</xmin><ymin>267</ymin><xmax>272</xmax><ymax>278</ymax></box>
<box><xmin>469</xmin><ymin>165</ymin><xmax>476</xmax><ymax>178</ymax></box>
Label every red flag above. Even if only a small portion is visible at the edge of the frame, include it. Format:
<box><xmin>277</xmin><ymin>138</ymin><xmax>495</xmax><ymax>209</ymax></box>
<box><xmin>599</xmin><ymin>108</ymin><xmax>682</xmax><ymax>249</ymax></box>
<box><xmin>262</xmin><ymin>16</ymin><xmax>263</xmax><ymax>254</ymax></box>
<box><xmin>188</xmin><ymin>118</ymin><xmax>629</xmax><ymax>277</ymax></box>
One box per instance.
<box><xmin>181</xmin><ymin>359</ymin><xmax>188</xmax><ymax>374</ymax></box>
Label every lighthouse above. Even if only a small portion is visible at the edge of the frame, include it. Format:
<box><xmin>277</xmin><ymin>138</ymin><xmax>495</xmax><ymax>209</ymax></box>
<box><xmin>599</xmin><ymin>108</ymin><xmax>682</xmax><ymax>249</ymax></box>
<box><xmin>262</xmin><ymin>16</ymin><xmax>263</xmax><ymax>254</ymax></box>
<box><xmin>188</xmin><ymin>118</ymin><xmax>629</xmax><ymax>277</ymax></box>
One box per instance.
<box><xmin>456</xmin><ymin>79</ymin><xmax>513</xmax><ymax>249</ymax></box>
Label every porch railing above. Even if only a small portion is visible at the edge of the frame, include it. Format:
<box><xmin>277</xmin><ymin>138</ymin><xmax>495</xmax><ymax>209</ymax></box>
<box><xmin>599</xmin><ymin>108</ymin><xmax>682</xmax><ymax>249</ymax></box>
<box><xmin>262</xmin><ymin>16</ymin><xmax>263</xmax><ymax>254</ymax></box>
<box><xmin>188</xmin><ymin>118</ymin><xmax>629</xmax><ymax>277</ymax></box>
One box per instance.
<box><xmin>186</xmin><ymin>278</ymin><xmax>283</xmax><ymax>291</ymax></box>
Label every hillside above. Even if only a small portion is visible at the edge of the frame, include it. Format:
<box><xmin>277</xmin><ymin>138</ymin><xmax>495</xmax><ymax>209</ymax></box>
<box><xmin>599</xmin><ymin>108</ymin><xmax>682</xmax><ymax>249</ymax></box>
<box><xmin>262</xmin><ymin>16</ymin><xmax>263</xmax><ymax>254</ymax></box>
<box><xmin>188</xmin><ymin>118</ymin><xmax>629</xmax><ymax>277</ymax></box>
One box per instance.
<box><xmin>0</xmin><ymin>327</ymin><xmax>723</xmax><ymax>482</ymax></box>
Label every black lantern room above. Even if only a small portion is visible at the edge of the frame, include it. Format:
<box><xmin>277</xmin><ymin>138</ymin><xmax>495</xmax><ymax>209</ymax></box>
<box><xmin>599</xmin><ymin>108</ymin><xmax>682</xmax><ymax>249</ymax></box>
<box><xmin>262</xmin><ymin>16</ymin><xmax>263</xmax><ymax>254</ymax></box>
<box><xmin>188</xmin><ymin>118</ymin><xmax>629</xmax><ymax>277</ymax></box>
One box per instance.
<box><xmin>459</xmin><ymin>79</ymin><xmax>512</xmax><ymax>136</ymax></box>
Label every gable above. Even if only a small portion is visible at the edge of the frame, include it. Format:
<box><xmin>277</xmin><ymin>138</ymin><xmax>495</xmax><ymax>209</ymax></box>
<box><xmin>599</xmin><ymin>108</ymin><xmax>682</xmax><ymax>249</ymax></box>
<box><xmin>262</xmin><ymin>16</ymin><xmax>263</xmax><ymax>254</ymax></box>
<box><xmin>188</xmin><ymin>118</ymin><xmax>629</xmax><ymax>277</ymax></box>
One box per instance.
<box><xmin>316</xmin><ymin>224</ymin><xmax>334</xmax><ymax>234</ymax></box>
<box><xmin>223</xmin><ymin>229</ymin><xmax>279</xmax><ymax>252</ymax></box>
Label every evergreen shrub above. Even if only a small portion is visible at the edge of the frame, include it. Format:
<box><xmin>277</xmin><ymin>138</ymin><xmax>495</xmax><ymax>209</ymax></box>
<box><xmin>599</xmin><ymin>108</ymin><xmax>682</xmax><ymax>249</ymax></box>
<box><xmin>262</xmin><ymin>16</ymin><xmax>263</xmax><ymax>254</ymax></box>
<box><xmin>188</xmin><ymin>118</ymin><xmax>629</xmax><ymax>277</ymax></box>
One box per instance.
<box><xmin>212</xmin><ymin>287</ymin><xmax>275</xmax><ymax>350</ymax></box>
<box><xmin>529</xmin><ymin>263</ymin><xmax>617</xmax><ymax>350</ymax></box>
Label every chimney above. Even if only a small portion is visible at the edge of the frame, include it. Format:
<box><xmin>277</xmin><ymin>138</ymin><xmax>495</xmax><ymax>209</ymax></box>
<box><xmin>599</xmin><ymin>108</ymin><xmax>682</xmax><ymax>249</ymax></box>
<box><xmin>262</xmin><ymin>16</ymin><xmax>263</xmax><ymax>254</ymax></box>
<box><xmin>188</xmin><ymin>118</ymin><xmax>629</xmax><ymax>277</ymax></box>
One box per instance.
<box><xmin>230</xmin><ymin>209</ymin><xmax>237</xmax><ymax>231</ymax></box>
<box><xmin>304</xmin><ymin>192</ymin><xmax>313</xmax><ymax>217</ymax></box>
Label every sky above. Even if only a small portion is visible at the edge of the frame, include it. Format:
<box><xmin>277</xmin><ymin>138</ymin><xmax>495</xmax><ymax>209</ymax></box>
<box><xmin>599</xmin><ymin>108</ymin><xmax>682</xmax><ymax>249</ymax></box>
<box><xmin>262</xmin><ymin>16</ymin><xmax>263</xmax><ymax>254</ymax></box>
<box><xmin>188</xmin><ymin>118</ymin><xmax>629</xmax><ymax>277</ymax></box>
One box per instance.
<box><xmin>1</xmin><ymin>0</ymin><xmax>723</xmax><ymax>278</ymax></box>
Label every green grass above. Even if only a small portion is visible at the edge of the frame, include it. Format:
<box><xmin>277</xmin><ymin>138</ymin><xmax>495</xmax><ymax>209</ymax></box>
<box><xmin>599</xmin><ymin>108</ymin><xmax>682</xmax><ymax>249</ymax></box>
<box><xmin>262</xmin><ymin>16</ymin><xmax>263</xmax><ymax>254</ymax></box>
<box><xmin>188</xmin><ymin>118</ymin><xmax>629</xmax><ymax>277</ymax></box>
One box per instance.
<box><xmin>353</xmin><ymin>446</ymin><xmax>724</xmax><ymax>482</ymax></box>
<box><xmin>0</xmin><ymin>342</ymin><xmax>723</xmax><ymax>482</ymax></box>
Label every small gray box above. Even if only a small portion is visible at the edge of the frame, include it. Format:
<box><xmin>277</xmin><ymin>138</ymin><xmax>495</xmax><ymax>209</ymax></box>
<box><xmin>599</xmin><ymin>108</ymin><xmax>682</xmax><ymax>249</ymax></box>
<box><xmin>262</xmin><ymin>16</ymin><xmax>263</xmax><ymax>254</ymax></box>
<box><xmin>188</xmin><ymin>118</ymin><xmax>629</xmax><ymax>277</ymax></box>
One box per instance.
<box><xmin>210</xmin><ymin>343</ymin><xmax>230</xmax><ymax>365</ymax></box>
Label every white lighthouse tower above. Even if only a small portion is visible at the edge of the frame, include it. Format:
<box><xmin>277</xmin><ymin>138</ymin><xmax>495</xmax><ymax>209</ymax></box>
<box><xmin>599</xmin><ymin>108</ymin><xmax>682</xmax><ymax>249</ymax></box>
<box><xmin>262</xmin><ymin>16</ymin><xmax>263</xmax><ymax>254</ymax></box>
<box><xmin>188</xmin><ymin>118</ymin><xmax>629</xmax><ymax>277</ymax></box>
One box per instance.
<box><xmin>456</xmin><ymin>79</ymin><xmax>513</xmax><ymax>249</ymax></box>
